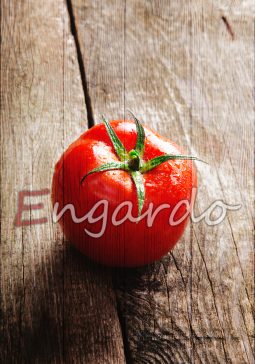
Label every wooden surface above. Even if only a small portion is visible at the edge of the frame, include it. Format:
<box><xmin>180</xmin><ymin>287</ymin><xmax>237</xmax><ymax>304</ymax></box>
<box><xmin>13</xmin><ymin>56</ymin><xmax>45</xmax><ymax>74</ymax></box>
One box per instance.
<box><xmin>0</xmin><ymin>1</ymin><xmax>124</xmax><ymax>363</ymax></box>
<box><xmin>1</xmin><ymin>0</ymin><xmax>254</xmax><ymax>363</ymax></box>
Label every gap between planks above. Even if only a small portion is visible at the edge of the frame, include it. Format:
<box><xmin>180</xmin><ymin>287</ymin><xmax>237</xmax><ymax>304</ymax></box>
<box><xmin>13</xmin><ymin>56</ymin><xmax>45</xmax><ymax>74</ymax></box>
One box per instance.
<box><xmin>65</xmin><ymin>0</ymin><xmax>130</xmax><ymax>362</ymax></box>
<box><xmin>66</xmin><ymin>0</ymin><xmax>95</xmax><ymax>127</ymax></box>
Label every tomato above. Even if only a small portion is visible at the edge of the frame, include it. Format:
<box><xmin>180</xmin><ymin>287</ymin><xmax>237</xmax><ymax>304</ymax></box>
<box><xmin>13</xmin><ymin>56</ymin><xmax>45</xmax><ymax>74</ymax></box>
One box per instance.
<box><xmin>51</xmin><ymin>116</ymin><xmax>198</xmax><ymax>267</ymax></box>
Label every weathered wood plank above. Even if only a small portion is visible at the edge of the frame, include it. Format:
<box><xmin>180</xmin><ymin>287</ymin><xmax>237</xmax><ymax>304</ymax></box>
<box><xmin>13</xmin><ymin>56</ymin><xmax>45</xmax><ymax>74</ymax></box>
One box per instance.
<box><xmin>0</xmin><ymin>1</ymin><xmax>125</xmax><ymax>363</ymax></box>
<box><xmin>188</xmin><ymin>3</ymin><xmax>254</xmax><ymax>363</ymax></box>
<box><xmin>72</xmin><ymin>0</ymin><xmax>254</xmax><ymax>362</ymax></box>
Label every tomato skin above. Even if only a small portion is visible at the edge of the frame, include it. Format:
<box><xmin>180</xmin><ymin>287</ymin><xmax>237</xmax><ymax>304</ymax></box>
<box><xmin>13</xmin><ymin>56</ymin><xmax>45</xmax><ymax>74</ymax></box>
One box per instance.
<box><xmin>52</xmin><ymin>120</ymin><xmax>197</xmax><ymax>267</ymax></box>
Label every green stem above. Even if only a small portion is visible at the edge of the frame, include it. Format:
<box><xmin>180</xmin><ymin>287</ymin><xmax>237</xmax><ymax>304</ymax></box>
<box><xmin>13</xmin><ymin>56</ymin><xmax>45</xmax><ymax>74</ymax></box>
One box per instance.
<box><xmin>128</xmin><ymin>150</ymin><xmax>141</xmax><ymax>171</ymax></box>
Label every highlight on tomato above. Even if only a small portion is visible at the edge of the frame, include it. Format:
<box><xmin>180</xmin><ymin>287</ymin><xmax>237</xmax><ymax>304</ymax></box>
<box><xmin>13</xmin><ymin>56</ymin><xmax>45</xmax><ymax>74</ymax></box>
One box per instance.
<box><xmin>52</xmin><ymin>112</ymin><xmax>204</xmax><ymax>267</ymax></box>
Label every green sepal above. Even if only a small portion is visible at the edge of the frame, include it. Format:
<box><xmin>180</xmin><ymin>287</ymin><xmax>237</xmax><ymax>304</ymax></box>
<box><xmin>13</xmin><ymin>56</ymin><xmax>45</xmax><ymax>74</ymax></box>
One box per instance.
<box><xmin>130</xmin><ymin>171</ymin><xmax>145</xmax><ymax>217</ymax></box>
<box><xmin>80</xmin><ymin>161</ymin><xmax>129</xmax><ymax>184</ymax></box>
<box><xmin>141</xmin><ymin>154</ymin><xmax>206</xmax><ymax>173</ymax></box>
<box><xmin>102</xmin><ymin>115</ymin><xmax>128</xmax><ymax>161</ymax></box>
<box><xmin>128</xmin><ymin>110</ymin><xmax>145</xmax><ymax>157</ymax></box>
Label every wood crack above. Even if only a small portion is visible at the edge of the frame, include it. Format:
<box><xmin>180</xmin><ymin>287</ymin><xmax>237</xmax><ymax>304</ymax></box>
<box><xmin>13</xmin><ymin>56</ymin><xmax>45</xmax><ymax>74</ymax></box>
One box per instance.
<box><xmin>65</xmin><ymin>0</ymin><xmax>94</xmax><ymax>127</ymax></box>
<box><xmin>193</xmin><ymin>230</ymin><xmax>229</xmax><ymax>363</ymax></box>
<box><xmin>65</xmin><ymin>1</ymin><xmax>129</xmax><ymax>361</ymax></box>
<box><xmin>115</xmin><ymin>294</ymin><xmax>129</xmax><ymax>364</ymax></box>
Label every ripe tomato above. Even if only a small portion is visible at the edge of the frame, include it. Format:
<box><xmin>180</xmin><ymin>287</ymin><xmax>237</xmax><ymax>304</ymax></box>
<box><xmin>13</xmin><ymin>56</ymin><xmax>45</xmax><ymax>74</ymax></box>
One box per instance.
<box><xmin>52</xmin><ymin>117</ymin><xmax>198</xmax><ymax>267</ymax></box>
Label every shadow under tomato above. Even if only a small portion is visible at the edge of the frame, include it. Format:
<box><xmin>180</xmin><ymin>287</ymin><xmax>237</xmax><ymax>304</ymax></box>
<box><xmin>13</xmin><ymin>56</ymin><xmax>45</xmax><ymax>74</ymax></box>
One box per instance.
<box><xmin>1</xmin><ymin>243</ymin><xmax>120</xmax><ymax>363</ymax></box>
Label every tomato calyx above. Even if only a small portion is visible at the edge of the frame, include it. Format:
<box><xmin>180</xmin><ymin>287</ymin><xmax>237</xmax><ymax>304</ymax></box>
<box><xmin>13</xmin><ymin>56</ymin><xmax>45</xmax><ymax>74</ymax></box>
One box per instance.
<box><xmin>81</xmin><ymin>112</ymin><xmax>205</xmax><ymax>217</ymax></box>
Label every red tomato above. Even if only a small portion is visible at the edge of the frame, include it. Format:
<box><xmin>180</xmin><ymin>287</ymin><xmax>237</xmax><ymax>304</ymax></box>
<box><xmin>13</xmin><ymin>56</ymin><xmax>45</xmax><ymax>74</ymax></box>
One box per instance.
<box><xmin>51</xmin><ymin>119</ymin><xmax>197</xmax><ymax>267</ymax></box>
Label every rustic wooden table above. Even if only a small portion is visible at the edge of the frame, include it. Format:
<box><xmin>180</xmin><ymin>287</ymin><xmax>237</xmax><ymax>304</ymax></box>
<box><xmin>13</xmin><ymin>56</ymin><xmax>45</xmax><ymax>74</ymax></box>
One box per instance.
<box><xmin>1</xmin><ymin>1</ymin><xmax>254</xmax><ymax>363</ymax></box>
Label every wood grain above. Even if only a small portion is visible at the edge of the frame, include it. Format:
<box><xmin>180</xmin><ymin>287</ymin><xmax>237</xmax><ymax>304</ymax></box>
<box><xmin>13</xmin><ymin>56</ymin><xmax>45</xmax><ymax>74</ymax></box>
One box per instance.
<box><xmin>1</xmin><ymin>0</ymin><xmax>254</xmax><ymax>363</ymax></box>
<box><xmin>0</xmin><ymin>1</ymin><xmax>125</xmax><ymax>363</ymax></box>
<box><xmin>71</xmin><ymin>0</ymin><xmax>254</xmax><ymax>363</ymax></box>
